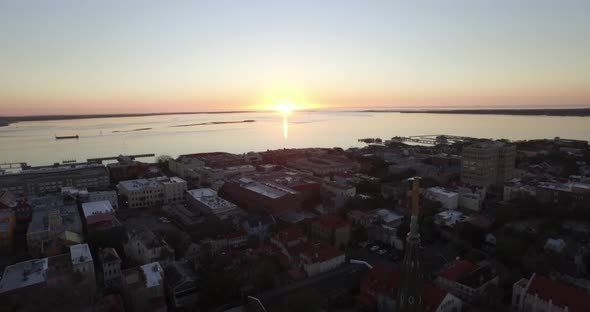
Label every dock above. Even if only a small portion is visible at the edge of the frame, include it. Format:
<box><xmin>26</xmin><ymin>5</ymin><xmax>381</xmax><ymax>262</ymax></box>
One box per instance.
<box><xmin>388</xmin><ymin>134</ymin><xmax>477</xmax><ymax>145</ymax></box>
<box><xmin>55</xmin><ymin>135</ymin><xmax>79</xmax><ymax>140</ymax></box>
<box><xmin>87</xmin><ymin>153</ymin><xmax>155</xmax><ymax>163</ymax></box>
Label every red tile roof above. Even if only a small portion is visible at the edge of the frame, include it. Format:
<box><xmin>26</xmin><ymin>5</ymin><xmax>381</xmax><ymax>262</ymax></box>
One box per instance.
<box><xmin>526</xmin><ymin>274</ymin><xmax>590</xmax><ymax>312</ymax></box>
<box><xmin>300</xmin><ymin>242</ymin><xmax>344</xmax><ymax>263</ymax></box>
<box><xmin>86</xmin><ymin>213</ymin><xmax>113</xmax><ymax>225</ymax></box>
<box><xmin>437</xmin><ymin>260</ymin><xmax>477</xmax><ymax>281</ymax></box>
<box><xmin>274</xmin><ymin>225</ymin><xmax>305</xmax><ymax>243</ymax></box>
<box><xmin>423</xmin><ymin>284</ymin><xmax>448</xmax><ymax>312</ymax></box>
<box><xmin>360</xmin><ymin>264</ymin><xmax>400</xmax><ymax>305</ymax></box>
<box><xmin>313</xmin><ymin>214</ymin><xmax>349</xmax><ymax>230</ymax></box>
<box><xmin>360</xmin><ymin>265</ymin><xmax>449</xmax><ymax>312</ymax></box>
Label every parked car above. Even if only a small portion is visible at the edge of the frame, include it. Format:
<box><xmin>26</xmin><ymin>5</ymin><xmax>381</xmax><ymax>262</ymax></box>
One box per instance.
<box><xmin>370</xmin><ymin>245</ymin><xmax>380</xmax><ymax>252</ymax></box>
<box><xmin>378</xmin><ymin>249</ymin><xmax>388</xmax><ymax>255</ymax></box>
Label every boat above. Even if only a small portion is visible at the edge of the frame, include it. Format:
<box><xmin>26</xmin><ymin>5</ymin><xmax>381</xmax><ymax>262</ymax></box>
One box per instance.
<box><xmin>55</xmin><ymin>135</ymin><xmax>79</xmax><ymax>140</ymax></box>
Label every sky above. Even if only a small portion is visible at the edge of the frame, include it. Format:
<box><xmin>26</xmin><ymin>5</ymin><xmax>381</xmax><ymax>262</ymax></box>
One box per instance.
<box><xmin>1</xmin><ymin>0</ymin><xmax>589</xmax><ymax>116</ymax></box>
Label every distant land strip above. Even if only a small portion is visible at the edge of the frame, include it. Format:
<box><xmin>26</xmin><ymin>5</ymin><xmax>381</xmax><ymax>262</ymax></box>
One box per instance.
<box><xmin>170</xmin><ymin>119</ymin><xmax>256</xmax><ymax>127</ymax></box>
<box><xmin>359</xmin><ymin>108</ymin><xmax>590</xmax><ymax>116</ymax></box>
<box><xmin>0</xmin><ymin>111</ymin><xmax>257</xmax><ymax>127</ymax></box>
<box><xmin>112</xmin><ymin>127</ymin><xmax>152</xmax><ymax>133</ymax></box>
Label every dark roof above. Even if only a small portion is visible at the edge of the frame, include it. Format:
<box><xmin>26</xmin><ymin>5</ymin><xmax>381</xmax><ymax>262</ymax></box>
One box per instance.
<box><xmin>437</xmin><ymin>260</ymin><xmax>477</xmax><ymax>281</ymax></box>
<box><xmin>526</xmin><ymin>274</ymin><xmax>590</xmax><ymax>312</ymax></box>
<box><xmin>100</xmin><ymin>248</ymin><xmax>120</xmax><ymax>263</ymax></box>
<box><xmin>312</xmin><ymin>214</ymin><xmax>349</xmax><ymax>230</ymax></box>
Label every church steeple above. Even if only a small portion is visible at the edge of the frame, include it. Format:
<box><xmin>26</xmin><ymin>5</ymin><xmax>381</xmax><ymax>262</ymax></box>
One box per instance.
<box><xmin>397</xmin><ymin>177</ymin><xmax>423</xmax><ymax>312</ymax></box>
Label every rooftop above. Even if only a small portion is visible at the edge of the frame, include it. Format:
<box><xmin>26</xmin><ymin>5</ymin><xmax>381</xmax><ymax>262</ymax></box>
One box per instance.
<box><xmin>141</xmin><ymin>262</ymin><xmax>164</xmax><ymax>288</ymax></box>
<box><xmin>70</xmin><ymin>244</ymin><xmax>93</xmax><ymax>265</ymax></box>
<box><xmin>0</xmin><ymin>162</ymin><xmax>105</xmax><ymax>176</ymax></box>
<box><xmin>238</xmin><ymin>177</ymin><xmax>297</xmax><ymax>199</ymax></box>
<box><xmin>372</xmin><ymin>209</ymin><xmax>403</xmax><ymax>224</ymax></box>
<box><xmin>0</xmin><ymin>258</ymin><xmax>49</xmax><ymax>294</ymax></box>
<box><xmin>300</xmin><ymin>242</ymin><xmax>344</xmax><ymax>263</ymax></box>
<box><xmin>313</xmin><ymin>214</ymin><xmax>349</xmax><ymax>229</ymax></box>
<box><xmin>524</xmin><ymin>274</ymin><xmax>590</xmax><ymax>312</ymax></box>
<box><xmin>100</xmin><ymin>247</ymin><xmax>121</xmax><ymax>262</ymax></box>
<box><xmin>118</xmin><ymin>176</ymin><xmax>186</xmax><ymax>191</ymax></box>
<box><xmin>123</xmin><ymin>262</ymin><xmax>164</xmax><ymax>289</ymax></box>
<box><xmin>82</xmin><ymin>200</ymin><xmax>114</xmax><ymax>219</ymax></box>
<box><xmin>187</xmin><ymin>188</ymin><xmax>237</xmax><ymax>211</ymax></box>
<box><xmin>437</xmin><ymin>260</ymin><xmax>477</xmax><ymax>281</ymax></box>
<box><xmin>426</xmin><ymin>187</ymin><xmax>458</xmax><ymax>198</ymax></box>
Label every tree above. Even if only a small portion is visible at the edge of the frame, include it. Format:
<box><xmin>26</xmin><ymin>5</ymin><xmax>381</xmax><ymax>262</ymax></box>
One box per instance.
<box><xmin>282</xmin><ymin>288</ymin><xmax>324</xmax><ymax>312</ymax></box>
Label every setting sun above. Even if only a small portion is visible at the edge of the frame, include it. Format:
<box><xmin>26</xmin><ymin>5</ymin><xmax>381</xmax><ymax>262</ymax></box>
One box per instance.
<box><xmin>272</xmin><ymin>101</ymin><xmax>301</xmax><ymax>113</ymax></box>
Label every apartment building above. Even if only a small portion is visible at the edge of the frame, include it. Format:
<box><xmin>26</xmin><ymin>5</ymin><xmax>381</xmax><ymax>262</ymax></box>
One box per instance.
<box><xmin>461</xmin><ymin>141</ymin><xmax>515</xmax><ymax>187</ymax></box>
<box><xmin>118</xmin><ymin>176</ymin><xmax>187</xmax><ymax>209</ymax></box>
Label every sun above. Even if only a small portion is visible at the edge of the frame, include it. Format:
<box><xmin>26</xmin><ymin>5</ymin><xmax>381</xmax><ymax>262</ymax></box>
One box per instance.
<box><xmin>272</xmin><ymin>101</ymin><xmax>300</xmax><ymax>113</ymax></box>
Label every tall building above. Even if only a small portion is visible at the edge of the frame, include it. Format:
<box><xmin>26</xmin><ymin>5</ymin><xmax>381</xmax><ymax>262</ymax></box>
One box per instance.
<box><xmin>0</xmin><ymin>162</ymin><xmax>110</xmax><ymax>195</ymax></box>
<box><xmin>117</xmin><ymin>176</ymin><xmax>187</xmax><ymax>209</ymax></box>
<box><xmin>461</xmin><ymin>141</ymin><xmax>515</xmax><ymax>187</ymax></box>
<box><xmin>397</xmin><ymin>177</ymin><xmax>423</xmax><ymax>312</ymax></box>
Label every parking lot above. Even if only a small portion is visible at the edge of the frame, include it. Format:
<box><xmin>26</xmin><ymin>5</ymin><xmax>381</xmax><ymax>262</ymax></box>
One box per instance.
<box><xmin>117</xmin><ymin>207</ymin><xmax>180</xmax><ymax>233</ymax></box>
<box><xmin>349</xmin><ymin>242</ymin><xmax>403</xmax><ymax>267</ymax></box>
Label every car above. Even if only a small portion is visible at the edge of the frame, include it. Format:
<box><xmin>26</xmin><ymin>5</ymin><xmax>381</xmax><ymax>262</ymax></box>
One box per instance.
<box><xmin>370</xmin><ymin>245</ymin><xmax>380</xmax><ymax>252</ymax></box>
<box><xmin>378</xmin><ymin>249</ymin><xmax>388</xmax><ymax>255</ymax></box>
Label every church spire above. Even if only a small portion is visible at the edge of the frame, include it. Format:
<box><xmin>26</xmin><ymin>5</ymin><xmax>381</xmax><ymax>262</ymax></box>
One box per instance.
<box><xmin>397</xmin><ymin>177</ymin><xmax>423</xmax><ymax>312</ymax></box>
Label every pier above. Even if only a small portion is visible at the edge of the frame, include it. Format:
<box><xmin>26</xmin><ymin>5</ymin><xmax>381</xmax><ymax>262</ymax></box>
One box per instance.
<box><xmin>388</xmin><ymin>134</ymin><xmax>477</xmax><ymax>145</ymax></box>
<box><xmin>87</xmin><ymin>153</ymin><xmax>156</xmax><ymax>163</ymax></box>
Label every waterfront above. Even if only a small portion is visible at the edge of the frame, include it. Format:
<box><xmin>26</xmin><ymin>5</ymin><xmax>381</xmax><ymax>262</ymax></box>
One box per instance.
<box><xmin>1</xmin><ymin>110</ymin><xmax>590</xmax><ymax>165</ymax></box>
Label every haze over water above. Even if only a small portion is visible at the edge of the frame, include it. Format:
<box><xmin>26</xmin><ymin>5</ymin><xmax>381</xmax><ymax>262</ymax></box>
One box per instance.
<box><xmin>1</xmin><ymin>111</ymin><xmax>589</xmax><ymax>166</ymax></box>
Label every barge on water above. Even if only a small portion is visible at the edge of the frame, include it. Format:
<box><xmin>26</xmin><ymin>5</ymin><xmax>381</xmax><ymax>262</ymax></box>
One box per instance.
<box><xmin>55</xmin><ymin>135</ymin><xmax>79</xmax><ymax>140</ymax></box>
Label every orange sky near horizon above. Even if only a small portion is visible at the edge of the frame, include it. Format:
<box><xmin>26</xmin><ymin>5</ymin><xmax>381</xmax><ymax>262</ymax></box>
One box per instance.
<box><xmin>1</xmin><ymin>1</ymin><xmax>589</xmax><ymax>116</ymax></box>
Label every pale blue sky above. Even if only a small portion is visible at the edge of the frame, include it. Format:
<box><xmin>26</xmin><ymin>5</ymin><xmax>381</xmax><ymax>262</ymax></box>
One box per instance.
<box><xmin>1</xmin><ymin>0</ymin><xmax>589</xmax><ymax>115</ymax></box>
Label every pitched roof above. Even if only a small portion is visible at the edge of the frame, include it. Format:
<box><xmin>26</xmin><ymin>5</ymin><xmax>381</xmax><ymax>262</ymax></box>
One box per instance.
<box><xmin>300</xmin><ymin>242</ymin><xmax>344</xmax><ymax>263</ymax></box>
<box><xmin>313</xmin><ymin>214</ymin><xmax>349</xmax><ymax>229</ymax></box>
<box><xmin>526</xmin><ymin>274</ymin><xmax>590</xmax><ymax>312</ymax></box>
<box><xmin>437</xmin><ymin>260</ymin><xmax>477</xmax><ymax>281</ymax></box>
<box><xmin>274</xmin><ymin>225</ymin><xmax>305</xmax><ymax>243</ymax></box>
<box><xmin>423</xmin><ymin>284</ymin><xmax>448</xmax><ymax>312</ymax></box>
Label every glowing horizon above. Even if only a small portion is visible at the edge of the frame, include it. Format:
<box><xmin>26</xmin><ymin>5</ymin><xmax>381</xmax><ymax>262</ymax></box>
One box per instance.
<box><xmin>1</xmin><ymin>1</ymin><xmax>589</xmax><ymax>116</ymax></box>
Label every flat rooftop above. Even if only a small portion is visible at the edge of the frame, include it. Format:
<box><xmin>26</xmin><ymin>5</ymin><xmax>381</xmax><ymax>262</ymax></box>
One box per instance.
<box><xmin>427</xmin><ymin>187</ymin><xmax>458</xmax><ymax>198</ymax></box>
<box><xmin>187</xmin><ymin>188</ymin><xmax>237</xmax><ymax>211</ymax></box>
<box><xmin>0</xmin><ymin>258</ymin><xmax>48</xmax><ymax>294</ymax></box>
<box><xmin>70</xmin><ymin>243</ymin><xmax>93</xmax><ymax>265</ymax></box>
<box><xmin>82</xmin><ymin>200</ymin><xmax>114</xmax><ymax>218</ymax></box>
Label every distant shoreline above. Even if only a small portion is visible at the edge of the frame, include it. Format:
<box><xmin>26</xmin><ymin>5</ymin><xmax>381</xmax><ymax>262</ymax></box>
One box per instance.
<box><xmin>2</xmin><ymin>107</ymin><xmax>590</xmax><ymax>127</ymax></box>
<box><xmin>359</xmin><ymin>108</ymin><xmax>590</xmax><ymax>116</ymax></box>
<box><xmin>0</xmin><ymin>111</ymin><xmax>256</xmax><ymax>127</ymax></box>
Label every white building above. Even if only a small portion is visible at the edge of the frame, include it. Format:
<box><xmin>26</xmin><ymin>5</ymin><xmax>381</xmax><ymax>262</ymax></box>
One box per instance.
<box><xmin>299</xmin><ymin>243</ymin><xmax>345</xmax><ymax>277</ymax></box>
<box><xmin>223</xmin><ymin>165</ymin><xmax>256</xmax><ymax>178</ymax></box>
<box><xmin>544</xmin><ymin>238</ymin><xmax>566</xmax><ymax>253</ymax></box>
<box><xmin>118</xmin><ymin>177</ymin><xmax>187</xmax><ymax>208</ymax></box>
<box><xmin>82</xmin><ymin>200</ymin><xmax>114</xmax><ymax>219</ymax></box>
<box><xmin>185</xmin><ymin>166</ymin><xmax>225</xmax><ymax>190</ymax></box>
<box><xmin>503</xmin><ymin>179</ymin><xmax>536</xmax><ymax>202</ymax></box>
<box><xmin>89</xmin><ymin>191</ymin><xmax>119</xmax><ymax>209</ymax></box>
<box><xmin>122</xmin><ymin>262</ymin><xmax>167</xmax><ymax>312</ymax></box>
<box><xmin>168</xmin><ymin>157</ymin><xmax>205</xmax><ymax>178</ymax></box>
<box><xmin>186</xmin><ymin>188</ymin><xmax>241</xmax><ymax>220</ymax></box>
<box><xmin>61</xmin><ymin>187</ymin><xmax>119</xmax><ymax>209</ymax></box>
<box><xmin>457</xmin><ymin>186</ymin><xmax>486</xmax><ymax>211</ymax></box>
<box><xmin>99</xmin><ymin>247</ymin><xmax>122</xmax><ymax>289</ymax></box>
<box><xmin>370</xmin><ymin>209</ymin><xmax>403</xmax><ymax>227</ymax></box>
<box><xmin>124</xmin><ymin>226</ymin><xmax>174</xmax><ymax>266</ymax></box>
<box><xmin>425</xmin><ymin>187</ymin><xmax>459</xmax><ymax>210</ymax></box>
<box><xmin>435</xmin><ymin>210</ymin><xmax>464</xmax><ymax>227</ymax></box>
<box><xmin>512</xmin><ymin>273</ymin><xmax>590</xmax><ymax>312</ymax></box>
<box><xmin>70</xmin><ymin>243</ymin><xmax>95</xmax><ymax>284</ymax></box>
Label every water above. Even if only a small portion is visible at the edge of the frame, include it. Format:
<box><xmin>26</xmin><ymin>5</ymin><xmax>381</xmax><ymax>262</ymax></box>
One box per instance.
<box><xmin>1</xmin><ymin>111</ymin><xmax>589</xmax><ymax>166</ymax></box>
